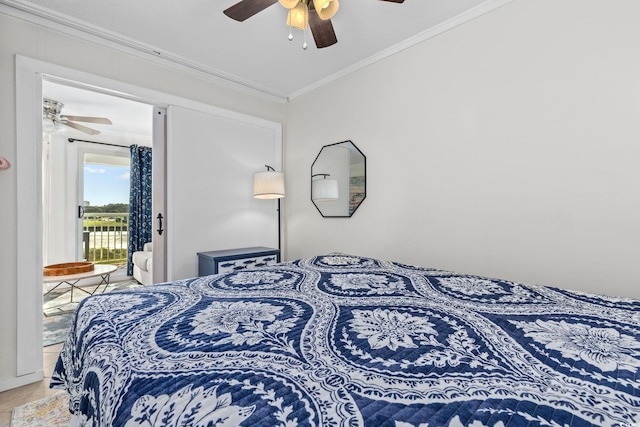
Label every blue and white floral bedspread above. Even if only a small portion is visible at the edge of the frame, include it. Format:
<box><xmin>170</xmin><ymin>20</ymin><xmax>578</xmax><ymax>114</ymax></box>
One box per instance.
<box><xmin>51</xmin><ymin>254</ymin><xmax>640</xmax><ymax>426</ymax></box>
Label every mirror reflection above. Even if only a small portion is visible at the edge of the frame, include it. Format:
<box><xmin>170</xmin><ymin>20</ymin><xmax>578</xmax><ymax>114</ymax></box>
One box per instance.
<box><xmin>311</xmin><ymin>140</ymin><xmax>366</xmax><ymax>217</ymax></box>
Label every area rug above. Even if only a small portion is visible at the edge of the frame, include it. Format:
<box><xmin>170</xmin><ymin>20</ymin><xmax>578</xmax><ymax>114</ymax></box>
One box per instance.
<box><xmin>11</xmin><ymin>391</ymin><xmax>71</xmax><ymax>427</ymax></box>
<box><xmin>43</xmin><ymin>278</ymin><xmax>141</xmax><ymax>347</ymax></box>
<box><xmin>43</xmin><ymin>314</ymin><xmax>74</xmax><ymax>347</ymax></box>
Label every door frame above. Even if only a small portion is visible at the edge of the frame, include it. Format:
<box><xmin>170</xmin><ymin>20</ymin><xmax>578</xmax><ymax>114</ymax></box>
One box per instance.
<box><xmin>15</xmin><ymin>56</ymin><xmax>170</xmax><ymax>380</ymax></box>
<box><xmin>15</xmin><ymin>55</ymin><xmax>282</xmax><ymax>385</ymax></box>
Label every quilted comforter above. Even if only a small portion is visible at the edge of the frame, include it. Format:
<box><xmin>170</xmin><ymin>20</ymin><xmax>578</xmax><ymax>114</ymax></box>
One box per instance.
<box><xmin>51</xmin><ymin>254</ymin><xmax>640</xmax><ymax>426</ymax></box>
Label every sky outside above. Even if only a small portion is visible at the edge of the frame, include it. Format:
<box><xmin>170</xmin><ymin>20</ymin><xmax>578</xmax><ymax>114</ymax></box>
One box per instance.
<box><xmin>84</xmin><ymin>164</ymin><xmax>130</xmax><ymax>206</ymax></box>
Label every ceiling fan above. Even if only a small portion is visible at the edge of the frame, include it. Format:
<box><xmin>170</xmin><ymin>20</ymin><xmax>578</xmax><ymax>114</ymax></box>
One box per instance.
<box><xmin>224</xmin><ymin>0</ymin><xmax>405</xmax><ymax>49</ymax></box>
<box><xmin>43</xmin><ymin>98</ymin><xmax>113</xmax><ymax>135</ymax></box>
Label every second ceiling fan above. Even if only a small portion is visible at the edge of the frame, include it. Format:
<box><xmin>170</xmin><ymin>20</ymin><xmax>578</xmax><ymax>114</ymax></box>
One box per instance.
<box><xmin>43</xmin><ymin>98</ymin><xmax>112</xmax><ymax>135</ymax></box>
<box><xmin>224</xmin><ymin>0</ymin><xmax>405</xmax><ymax>49</ymax></box>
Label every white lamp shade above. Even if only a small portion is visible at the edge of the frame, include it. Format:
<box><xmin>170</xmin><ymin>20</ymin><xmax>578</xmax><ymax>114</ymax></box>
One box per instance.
<box><xmin>312</xmin><ymin>178</ymin><xmax>339</xmax><ymax>201</ymax></box>
<box><xmin>253</xmin><ymin>171</ymin><xmax>285</xmax><ymax>199</ymax></box>
<box><xmin>314</xmin><ymin>0</ymin><xmax>339</xmax><ymax>20</ymax></box>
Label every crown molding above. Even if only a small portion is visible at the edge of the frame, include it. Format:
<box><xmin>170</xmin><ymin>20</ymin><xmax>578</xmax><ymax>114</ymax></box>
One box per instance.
<box><xmin>2</xmin><ymin>0</ymin><xmax>514</xmax><ymax>103</ymax></box>
<box><xmin>287</xmin><ymin>0</ymin><xmax>515</xmax><ymax>100</ymax></box>
<box><xmin>0</xmin><ymin>1</ymin><xmax>289</xmax><ymax>103</ymax></box>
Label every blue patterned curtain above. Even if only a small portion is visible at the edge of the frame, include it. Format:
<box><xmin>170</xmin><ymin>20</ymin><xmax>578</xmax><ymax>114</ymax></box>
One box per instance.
<box><xmin>127</xmin><ymin>145</ymin><xmax>152</xmax><ymax>276</ymax></box>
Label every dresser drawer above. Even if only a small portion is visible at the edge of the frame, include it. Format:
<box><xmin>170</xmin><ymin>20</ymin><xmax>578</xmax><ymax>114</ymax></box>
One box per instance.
<box><xmin>197</xmin><ymin>247</ymin><xmax>280</xmax><ymax>276</ymax></box>
<box><xmin>216</xmin><ymin>254</ymin><xmax>279</xmax><ymax>273</ymax></box>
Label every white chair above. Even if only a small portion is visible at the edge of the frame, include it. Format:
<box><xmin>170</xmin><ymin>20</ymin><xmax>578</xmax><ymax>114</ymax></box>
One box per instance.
<box><xmin>132</xmin><ymin>242</ymin><xmax>153</xmax><ymax>285</ymax></box>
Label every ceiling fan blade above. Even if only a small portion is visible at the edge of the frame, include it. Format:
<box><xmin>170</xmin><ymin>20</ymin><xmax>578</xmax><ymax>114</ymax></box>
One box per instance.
<box><xmin>63</xmin><ymin>121</ymin><xmax>101</xmax><ymax>135</ymax></box>
<box><xmin>223</xmin><ymin>0</ymin><xmax>278</xmax><ymax>21</ymax></box>
<box><xmin>380</xmin><ymin>0</ymin><xmax>405</xmax><ymax>2</ymax></box>
<box><xmin>309</xmin><ymin>10</ymin><xmax>337</xmax><ymax>49</ymax></box>
<box><xmin>61</xmin><ymin>115</ymin><xmax>112</xmax><ymax>125</ymax></box>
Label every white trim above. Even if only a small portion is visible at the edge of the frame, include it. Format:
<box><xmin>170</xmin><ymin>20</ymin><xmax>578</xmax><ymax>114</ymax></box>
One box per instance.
<box><xmin>15</xmin><ymin>55</ymin><xmax>283</xmax><ymax>386</ymax></box>
<box><xmin>15</xmin><ymin>60</ymin><xmax>44</xmax><ymax>377</ymax></box>
<box><xmin>288</xmin><ymin>0</ymin><xmax>515</xmax><ymax>99</ymax></box>
<box><xmin>0</xmin><ymin>371</ymin><xmax>44</xmax><ymax>393</ymax></box>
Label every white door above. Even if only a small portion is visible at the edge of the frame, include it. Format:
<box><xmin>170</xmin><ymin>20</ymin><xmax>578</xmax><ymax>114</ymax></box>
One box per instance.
<box><xmin>166</xmin><ymin>105</ymin><xmax>282</xmax><ymax>281</ymax></box>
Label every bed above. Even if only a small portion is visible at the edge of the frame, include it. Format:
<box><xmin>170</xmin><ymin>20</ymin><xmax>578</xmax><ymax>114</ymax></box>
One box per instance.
<box><xmin>51</xmin><ymin>254</ymin><xmax>640</xmax><ymax>426</ymax></box>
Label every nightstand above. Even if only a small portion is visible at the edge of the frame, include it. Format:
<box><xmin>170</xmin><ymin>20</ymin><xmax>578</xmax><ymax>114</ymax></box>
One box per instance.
<box><xmin>197</xmin><ymin>246</ymin><xmax>280</xmax><ymax>276</ymax></box>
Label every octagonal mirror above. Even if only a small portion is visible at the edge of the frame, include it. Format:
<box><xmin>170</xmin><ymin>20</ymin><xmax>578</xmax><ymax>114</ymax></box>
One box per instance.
<box><xmin>311</xmin><ymin>140</ymin><xmax>366</xmax><ymax>217</ymax></box>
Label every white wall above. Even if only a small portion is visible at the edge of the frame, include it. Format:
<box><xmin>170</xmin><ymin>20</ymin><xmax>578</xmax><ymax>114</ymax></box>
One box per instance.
<box><xmin>0</xmin><ymin>12</ymin><xmax>284</xmax><ymax>390</ymax></box>
<box><xmin>167</xmin><ymin>106</ymin><xmax>282</xmax><ymax>280</ymax></box>
<box><xmin>284</xmin><ymin>0</ymin><xmax>640</xmax><ymax>299</ymax></box>
<box><xmin>3</xmin><ymin>0</ymin><xmax>640</xmax><ymax>392</ymax></box>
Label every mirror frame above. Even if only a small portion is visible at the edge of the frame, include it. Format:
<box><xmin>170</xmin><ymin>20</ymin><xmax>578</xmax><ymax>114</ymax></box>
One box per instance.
<box><xmin>311</xmin><ymin>140</ymin><xmax>366</xmax><ymax>218</ymax></box>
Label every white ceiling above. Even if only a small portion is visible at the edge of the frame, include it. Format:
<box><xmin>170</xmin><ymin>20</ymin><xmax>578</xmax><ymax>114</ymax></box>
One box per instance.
<box><xmin>42</xmin><ymin>79</ymin><xmax>154</xmax><ymax>144</ymax></box>
<box><xmin>4</xmin><ymin>0</ymin><xmax>510</xmax><ymax>141</ymax></box>
<box><xmin>5</xmin><ymin>0</ymin><xmax>510</xmax><ymax>100</ymax></box>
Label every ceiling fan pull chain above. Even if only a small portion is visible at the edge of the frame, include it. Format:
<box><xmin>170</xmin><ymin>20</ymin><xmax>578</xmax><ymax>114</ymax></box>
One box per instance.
<box><xmin>302</xmin><ymin>27</ymin><xmax>308</xmax><ymax>50</ymax></box>
<box><xmin>288</xmin><ymin>22</ymin><xmax>294</xmax><ymax>41</ymax></box>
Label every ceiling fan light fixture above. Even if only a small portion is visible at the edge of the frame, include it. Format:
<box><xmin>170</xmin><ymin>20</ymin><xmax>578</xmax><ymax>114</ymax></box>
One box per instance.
<box><xmin>42</xmin><ymin>117</ymin><xmax>57</xmax><ymax>133</ymax></box>
<box><xmin>224</xmin><ymin>0</ymin><xmax>403</xmax><ymax>49</ymax></box>
<box><xmin>279</xmin><ymin>0</ymin><xmax>299</xmax><ymax>9</ymax></box>
<box><xmin>42</xmin><ymin>97</ymin><xmax>111</xmax><ymax>135</ymax></box>
<box><xmin>286</xmin><ymin>2</ymin><xmax>309</xmax><ymax>30</ymax></box>
<box><xmin>313</xmin><ymin>0</ymin><xmax>339</xmax><ymax>20</ymax></box>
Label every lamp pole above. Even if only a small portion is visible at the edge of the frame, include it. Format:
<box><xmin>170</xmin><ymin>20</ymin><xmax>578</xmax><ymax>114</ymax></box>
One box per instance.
<box><xmin>277</xmin><ymin>198</ymin><xmax>281</xmax><ymax>251</ymax></box>
<box><xmin>253</xmin><ymin>164</ymin><xmax>284</xmax><ymax>253</ymax></box>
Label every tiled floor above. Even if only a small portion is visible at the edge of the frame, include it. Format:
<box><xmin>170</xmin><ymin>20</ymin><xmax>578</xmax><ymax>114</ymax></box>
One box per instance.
<box><xmin>0</xmin><ymin>344</ymin><xmax>63</xmax><ymax>426</ymax></box>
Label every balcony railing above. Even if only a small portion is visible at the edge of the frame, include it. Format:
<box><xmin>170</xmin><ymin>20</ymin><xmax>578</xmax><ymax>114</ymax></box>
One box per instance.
<box><xmin>82</xmin><ymin>213</ymin><xmax>128</xmax><ymax>265</ymax></box>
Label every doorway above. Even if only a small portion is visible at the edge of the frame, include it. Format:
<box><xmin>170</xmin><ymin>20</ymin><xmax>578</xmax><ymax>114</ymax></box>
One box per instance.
<box><xmin>42</xmin><ymin>79</ymin><xmax>154</xmax><ymax>282</ymax></box>
<box><xmin>40</xmin><ymin>79</ymin><xmax>157</xmax><ymax>350</ymax></box>
<box><xmin>15</xmin><ymin>56</ymin><xmax>178</xmax><ymax>382</ymax></box>
<box><xmin>14</xmin><ymin>55</ymin><xmax>281</xmax><ymax>389</ymax></box>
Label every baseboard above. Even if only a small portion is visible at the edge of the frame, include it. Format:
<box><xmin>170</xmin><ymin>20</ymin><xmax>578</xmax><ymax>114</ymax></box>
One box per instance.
<box><xmin>0</xmin><ymin>370</ymin><xmax>44</xmax><ymax>393</ymax></box>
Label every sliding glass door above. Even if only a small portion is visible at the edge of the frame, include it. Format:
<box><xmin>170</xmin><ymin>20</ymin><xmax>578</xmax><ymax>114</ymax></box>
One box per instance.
<box><xmin>79</xmin><ymin>150</ymin><xmax>130</xmax><ymax>266</ymax></box>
